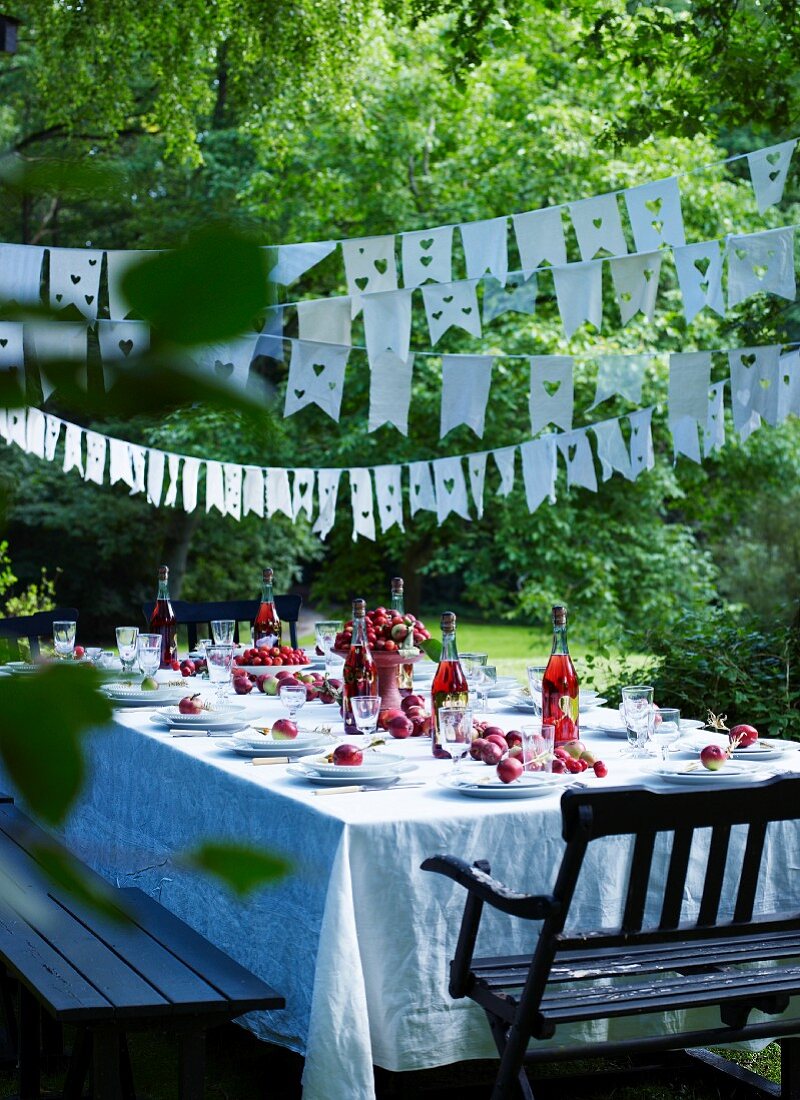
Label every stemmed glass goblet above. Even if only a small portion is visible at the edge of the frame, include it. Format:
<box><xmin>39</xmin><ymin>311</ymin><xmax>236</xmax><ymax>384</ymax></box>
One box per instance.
<box><xmin>350</xmin><ymin>695</ymin><xmax>382</xmax><ymax>744</ymax></box>
<box><xmin>136</xmin><ymin>633</ymin><xmax>162</xmax><ymax>683</ymax></box>
<box><xmin>206</xmin><ymin>644</ymin><xmax>235</xmax><ymax>705</ymax></box>
<box><xmin>620</xmin><ymin>684</ymin><xmax>656</xmax><ymax>758</ymax></box>
<box><xmin>53</xmin><ymin>620</ymin><xmax>77</xmax><ymax>661</ymax></box>
<box><xmin>211</xmin><ymin>620</ymin><xmax>235</xmax><ymax>645</ymax></box>
<box><xmin>653</xmin><ymin>708</ymin><xmax>681</xmax><ymax>762</ymax></box>
<box><xmin>279</xmin><ymin>683</ymin><xmax>307</xmax><ymax>721</ymax></box>
<box><xmin>116</xmin><ymin>626</ymin><xmax>139</xmax><ymax>674</ymax></box>
<box><xmin>438</xmin><ymin>705</ymin><xmax>474</xmax><ymax>770</ymax></box>
<box><xmin>315</xmin><ymin>621</ymin><xmax>343</xmax><ymax>676</ymax></box>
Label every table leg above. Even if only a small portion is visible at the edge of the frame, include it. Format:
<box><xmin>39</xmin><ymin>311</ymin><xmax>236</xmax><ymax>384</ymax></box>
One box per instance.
<box><xmin>178</xmin><ymin>1028</ymin><xmax>205</xmax><ymax>1100</ymax></box>
<box><xmin>18</xmin><ymin>986</ymin><xmax>40</xmax><ymax>1100</ymax></box>
<box><xmin>781</xmin><ymin>1038</ymin><xmax>800</xmax><ymax>1100</ymax></box>
<box><xmin>92</xmin><ymin>1025</ymin><xmax>122</xmax><ymax>1100</ymax></box>
<box><xmin>63</xmin><ymin>1027</ymin><xmax>91</xmax><ymax>1100</ymax></box>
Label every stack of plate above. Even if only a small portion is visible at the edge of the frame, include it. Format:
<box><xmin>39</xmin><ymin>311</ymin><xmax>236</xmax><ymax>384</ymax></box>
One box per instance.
<box><xmin>5</xmin><ymin>661</ymin><xmax>40</xmax><ymax>675</ymax></box>
<box><xmin>646</xmin><ymin>761</ymin><xmax>772</xmax><ymax>787</ymax></box>
<box><xmin>104</xmin><ymin>683</ymin><xmax>187</xmax><ymax>707</ymax></box>
<box><xmin>506</xmin><ymin>690</ymin><xmax>607</xmax><ymax>714</ymax></box>
<box><xmin>218</xmin><ymin>728</ymin><xmax>330</xmax><ymax>757</ymax></box>
<box><xmin>149</xmin><ymin>703</ymin><xmax>248</xmax><ymax>733</ymax></box>
<box><xmin>288</xmin><ymin>750</ymin><xmax>413</xmax><ymax>787</ymax></box>
<box><xmin>673</xmin><ymin>732</ymin><xmax>796</xmax><ymax>762</ymax></box>
<box><xmin>439</xmin><ymin>771</ymin><xmax>570</xmax><ymax>800</ymax></box>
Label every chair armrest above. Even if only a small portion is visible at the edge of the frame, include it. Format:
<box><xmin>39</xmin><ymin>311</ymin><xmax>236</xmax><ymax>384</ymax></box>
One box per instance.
<box><xmin>421</xmin><ymin>855</ymin><xmax>559</xmax><ymax>920</ymax></box>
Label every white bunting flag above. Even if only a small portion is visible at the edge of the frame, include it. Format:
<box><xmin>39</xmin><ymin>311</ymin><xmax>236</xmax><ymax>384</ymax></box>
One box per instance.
<box><xmin>130</xmin><ymin>447</ymin><xmax>146</xmax><ymax>497</ymax></box>
<box><xmin>625</xmin><ymin>177</ymin><xmax>686</xmax><ymax>251</ymax></box>
<box><xmin>312</xmin><ymin>469</ymin><xmax>342</xmax><ymax>540</ymax></box>
<box><xmin>668</xmin><ymin>352</ymin><xmax>712</xmax><ymax>427</ymax></box>
<box><xmin>481</xmin><ymin>273</ymin><xmax>536</xmax><ymax>324</ymax></box>
<box><xmin>26</xmin><ymin>408</ymin><xmax>46</xmax><ymax>459</ymax></box>
<box><xmin>373</xmin><ymin>465</ymin><xmax>405</xmax><ymax>533</ymax></box>
<box><xmin>84</xmin><ymin>430</ymin><xmax>107</xmax><ymax>485</ymax></box>
<box><xmin>206</xmin><ymin>461</ymin><xmax>225</xmax><ymax>515</ymax></box>
<box><xmin>466</xmin><ymin>452</ymin><xmax>487</xmax><ymax>519</ymax></box>
<box><xmin>266</xmin><ymin>468</ymin><xmax>293</xmax><ymax>519</ymax></box>
<box><xmin>192</xmin><ymin>334</ymin><xmax>259</xmax><ymax>392</ymax></box>
<box><xmin>519</xmin><ymin>436</ymin><xmax>557</xmax><ymax>513</ymax></box>
<box><xmin>63</xmin><ymin>423</ymin><xmax>84</xmax><ymax>475</ymax></box>
<box><xmin>432</xmin><ymin>456</ymin><xmax>471</xmax><ymax>524</ymax></box>
<box><xmin>557</xmin><ymin>430</ymin><xmax>598</xmax><ymax>492</ymax></box>
<box><xmin>727</xmin><ymin>228</ymin><xmax>796</xmax><ymax>308</ymax></box>
<box><xmin>628</xmin><ymin>408</ymin><xmax>655</xmax><ymax>478</ymax></box>
<box><xmin>421</xmin><ymin>279</ymin><xmax>481</xmax><ymax>345</ymax></box>
<box><xmin>569</xmin><ymin>194</ymin><xmax>627</xmax><ymax>260</ymax></box>
<box><xmin>590</xmin><ymin>354</ymin><xmax>648</xmax><ymax>409</ymax></box>
<box><xmin>460</xmin><ymin>217</ymin><xmax>508</xmax><ymax>284</ymax></box>
<box><xmin>97</xmin><ymin>320</ymin><xmax>150</xmax><ymax>363</ymax></box>
<box><xmin>368</xmin><ymin>351</ymin><xmax>414</xmax><ymax>434</ymax></box>
<box><xmin>440</xmin><ymin>355</ymin><xmax>494</xmax><ymax>439</ymax></box>
<box><xmin>350</xmin><ymin>468</ymin><xmax>376</xmax><ymax>541</ymax></box>
<box><xmin>704</xmin><ymin>381</ymin><xmax>726</xmax><ymax>456</ymax></box>
<box><xmin>268</xmin><ymin>240</ymin><xmax>337</xmax><ymax>286</ymax></box>
<box><xmin>0</xmin><ymin>244</ymin><xmax>44</xmax><ymax>307</ymax></box>
<box><xmin>512</xmin><ymin>207</ymin><xmax>567</xmax><ymax>277</ymax></box>
<box><xmin>284</xmin><ymin>340</ymin><xmax>348</xmax><ymax>421</ymax></box>
<box><xmin>491</xmin><ymin>446</ymin><xmax>516</xmax><ymax>496</ymax></box>
<box><xmin>242</xmin><ymin>466</ymin><xmax>264</xmax><ymax>518</ymax></box>
<box><xmin>164</xmin><ymin>454</ymin><xmax>181</xmax><ymax>507</ymax></box>
<box><xmin>6</xmin><ymin>409</ymin><xmax>26</xmax><ymax>451</ymax></box>
<box><xmin>296</xmin><ymin>297</ymin><xmax>352</xmax><ymax>346</ymax></box>
<box><xmin>341</xmin><ymin>235</ymin><xmax>397</xmax><ymax>316</ymax></box>
<box><xmin>608</xmin><ymin>251</ymin><xmax>661</xmax><ymax>324</ymax></box>
<box><xmin>49</xmin><ymin>247</ymin><xmax>103</xmax><ymax>320</ymax></box>
<box><xmin>408</xmin><ymin>461</ymin><xmax>437</xmax><ymax>516</ymax></box>
<box><xmin>147</xmin><ymin>449</ymin><xmax>165</xmax><ymax>506</ymax></box>
<box><xmin>0</xmin><ymin>322</ymin><xmax>24</xmax><ymax>377</ymax></box>
<box><xmin>25</xmin><ymin>322</ymin><xmax>88</xmax><ymax>400</ymax></box>
<box><xmin>182</xmin><ymin>456</ymin><xmax>201</xmax><ymax>513</ymax></box>
<box><xmin>224</xmin><ymin>463</ymin><xmax>242</xmax><ymax>520</ymax></box>
<box><xmin>747</xmin><ymin>140</ymin><xmax>796</xmax><ymax>214</ymax></box>
<box><xmin>671</xmin><ymin>416</ymin><xmax>702</xmax><ymax>464</ymax></box>
<box><xmin>44</xmin><ymin>415</ymin><xmax>61</xmax><ymax>461</ymax></box>
<box><xmin>529</xmin><ymin>356</ymin><xmax>574</xmax><ymax>436</ymax></box>
<box><xmin>363</xmin><ymin>288</ymin><xmax>413</xmax><ymax>363</ymax></box>
<box><xmin>778</xmin><ymin>349</ymin><xmax>800</xmax><ymax>424</ymax></box>
<box><xmin>591</xmin><ymin>419</ymin><xmax>633</xmax><ymax>481</ymax></box>
<box><xmin>292</xmin><ymin>468</ymin><xmax>315</xmax><ymax>522</ymax></box>
<box><xmin>728</xmin><ymin>345</ymin><xmax>782</xmax><ymax>438</ymax></box>
<box><xmin>673</xmin><ymin>240</ymin><xmax>725</xmax><ymax>323</ymax></box>
<box><xmin>401</xmin><ymin>226</ymin><xmax>453</xmax><ymax>288</ymax></box>
<box><xmin>106</xmin><ymin>251</ymin><xmax>155</xmax><ymax>321</ymax></box>
<box><xmin>552</xmin><ymin>261</ymin><xmax>603</xmax><ymax>338</ymax></box>
<box><xmin>109</xmin><ymin>438</ymin><xmax>134</xmax><ymax>488</ymax></box>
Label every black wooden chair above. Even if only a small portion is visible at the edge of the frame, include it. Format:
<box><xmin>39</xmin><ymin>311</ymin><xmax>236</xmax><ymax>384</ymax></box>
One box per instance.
<box><xmin>141</xmin><ymin>596</ymin><xmax>302</xmax><ymax>649</ymax></box>
<box><xmin>423</xmin><ymin>777</ymin><xmax>800</xmax><ymax>1100</ymax></box>
<box><xmin>0</xmin><ymin>608</ymin><xmax>79</xmax><ymax>659</ymax></box>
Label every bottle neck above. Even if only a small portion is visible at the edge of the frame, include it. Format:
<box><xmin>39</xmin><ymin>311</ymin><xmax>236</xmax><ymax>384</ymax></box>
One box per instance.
<box><xmin>261</xmin><ymin>581</ymin><xmax>274</xmax><ymax>604</ymax></box>
<box><xmin>441</xmin><ymin>630</ymin><xmax>459</xmax><ymax>661</ymax></box>
<box><xmin>390</xmin><ymin>592</ymin><xmax>404</xmax><ymax>614</ymax></box>
<box><xmin>157</xmin><ymin>579</ymin><xmax>170</xmax><ymax>601</ymax></box>
<box><xmin>551</xmin><ymin>622</ymin><xmax>569</xmax><ymax>655</ymax></box>
<box><xmin>352</xmin><ymin>616</ymin><xmax>369</xmax><ymax>646</ymax></box>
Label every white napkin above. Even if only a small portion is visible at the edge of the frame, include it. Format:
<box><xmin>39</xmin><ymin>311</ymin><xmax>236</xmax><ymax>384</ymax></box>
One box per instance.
<box><xmin>421</xmin><ymin>279</ymin><xmax>481</xmax><ymax>345</ymax></box>
<box><xmin>342</xmin><ymin>235</ymin><xmax>398</xmax><ymax>315</ymax></box>
<box><xmin>609</xmin><ymin>251</ymin><xmax>661</xmax><ymax>324</ymax></box>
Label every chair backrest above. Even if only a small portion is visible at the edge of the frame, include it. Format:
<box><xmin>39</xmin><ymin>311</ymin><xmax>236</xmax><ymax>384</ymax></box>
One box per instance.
<box><xmin>140</xmin><ymin>596</ymin><xmax>302</xmax><ymax>649</ymax></box>
<box><xmin>0</xmin><ymin>607</ymin><xmax>80</xmax><ymax>659</ymax></box>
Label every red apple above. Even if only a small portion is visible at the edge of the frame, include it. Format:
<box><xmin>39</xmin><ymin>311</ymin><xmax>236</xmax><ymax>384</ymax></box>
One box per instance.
<box><xmin>401</xmin><ymin>694</ymin><xmax>425</xmax><ymax>714</ymax></box>
<box><xmin>497</xmin><ymin>757</ymin><xmax>524</xmax><ymax>784</ymax></box>
<box><xmin>378</xmin><ymin>707</ymin><xmax>404</xmax><ymax>730</ymax></box>
<box><xmin>700</xmin><ymin>744</ymin><xmax>726</xmax><ymax>771</ymax></box>
<box><xmin>271</xmin><ymin>718</ymin><xmax>299</xmax><ymax>741</ymax></box>
<box><xmin>483</xmin><ymin>726</ymin><xmax>506</xmax><ymax>740</ymax></box>
<box><xmin>332</xmin><ymin>743</ymin><xmax>363</xmax><ymax>766</ymax></box>
<box><xmin>505</xmin><ymin>731</ymin><xmax>523</xmax><ymax>749</ymax></box>
<box><xmin>233</xmin><ymin>676</ymin><xmax>253</xmax><ymax>695</ymax></box>
<box><xmin>387</xmin><ymin>714</ymin><xmax>413</xmax><ymax>739</ymax></box>
<box><xmin>485</xmin><ymin>733</ymin><xmax>509</xmax><ymax>752</ymax></box>
<box><xmin>470</xmin><ymin>737</ymin><xmax>488</xmax><ymax>761</ymax></box>
<box><xmin>73</xmin><ymin>645</ymin><xmax>85</xmax><ymax>659</ymax></box>
<box><xmin>729</xmin><ymin>724</ymin><xmax>758</xmax><ymax>748</ymax></box>
<box><xmin>481</xmin><ymin>742</ymin><xmax>504</xmax><ymax>766</ymax></box>
<box><xmin>179</xmin><ymin>694</ymin><xmax>204</xmax><ymax>715</ymax></box>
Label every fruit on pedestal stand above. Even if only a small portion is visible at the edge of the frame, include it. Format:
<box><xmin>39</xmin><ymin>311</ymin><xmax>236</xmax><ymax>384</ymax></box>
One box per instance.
<box><xmin>332</xmin><ymin>743</ymin><xmax>363</xmax><ymax>766</ymax></box>
<box><xmin>497</xmin><ymin>757</ymin><xmax>524</xmax><ymax>784</ymax></box>
<box><xmin>700</xmin><ymin>744</ymin><xmax>727</xmax><ymax>771</ymax></box>
<box><xmin>729</xmin><ymin>724</ymin><xmax>759</xmax><ymax>748</ymax></box>
<box><xmin>271</xmin><ymin>719</ymin><xmax>299</xmax><ymax>741</ymax></box>
<box><xmin>179</xmin><ymin>694</ymin><xmax>203</xmax><ymax>715</ymax></box>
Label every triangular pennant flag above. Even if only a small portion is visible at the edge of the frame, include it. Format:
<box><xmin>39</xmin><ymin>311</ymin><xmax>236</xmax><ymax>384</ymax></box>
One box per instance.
<box><xmin>569</xmin><ymin>194</ymin><xmax>627</xmax><ymax>260</ymax></box>
<box><xmin>407</xmin><ymin>461</ymin><xmax>437</xmax><ymax>516</ymax></box>
<box><xmin>590</xmin><ymin>354</ymin><xmax>648</xmax><ymax>409</ymax></box>
<box><xmin>192</xmin><ymin>334</ymin><xmax>259</xmax><ymax>392</ymax></box>
<box><xmin>466</xmin><ymin>452</ymin><xmax>487</xmax><ymax>519</ymax></box>
<box><xmin>224</xmin><ymin>463</ymin><xmax>242</xmax><ymax>520</ymax></box>
<box><xmin>83</xmin><ymin>430</ymin><xmax>107</xmax><ymax>485</ymax></box>
<box><xmin>608</xmin><ymin>251</ymin><xmax>661</xmax><ymax>324</ymax></box>
<box><xmin>628</xmin><ymin>408</ymin><xmax>655</xmax><ymax>478</ymax></box>
<box><xmin>591</xmin><ymin>419</ymin><xmax>633</xmax><ymax>481</ymax></box>
<box><xmin>130</xmin><ymin>448</ymin><xmax>147</xmax><ymax>491</ymax></box>
<box><xmin>312</xmin><ymin>469</ymin><xmax>342</xmax><ymax>540</ymax></box>
<box><xmin>529</xmin><ymin>356</ymin><xmax>574</xmax><ymax>436</ymax></box>
<box><xmin>7</xmin><ymin>409</ymin><xmax>26</xmax><ymax>451</ymax></box>
<box><xmin>26</xmin><ymin>408</ymin><xmax>46</xmax><ymax>459</ymax></box>
<box><xmin>668</xmin><ymin>352</ymin><xmax>712</xmax><ymax>427</ymax></box>
<box><xmin>342</xmin><ymin>235</ymin><xmax>397</xmax><ymax>316</ymax></box>
<box><xmin>268</xmin><ymin>240</ymin><xmax>337</xmax><ymax>286</ymax></box>
<box><xmin>747</xmin><ymin>140</ymin><xmax>796</xmax><ymax>214</ymax></box>
<box><xmin>421</xmin><ymin>279</ymin><xmax>481</xmax><ymax>345</ymax></box>
<box><xmin>778</xmin><ymin>349</ymin><xmax>800</xmax><ymax>424</ymax></box>
<box><xmin>266</xmin><ymin>468</ymin><xmax>293</xmax><ymax>519</ymax></box>
<box><xmin>673</xmin><ymin>240</ymin><xmax>724</xmax><ymax>323</ymax></box>
<box><xmin>728</xmin><ymin>345</ymin><xmax>782</xmax><ymax>438</ymax></box>
<box><xmin>440</xmin><ymin>355</ymin><xmax>494</xmax><ymax>439</ymax></box>
<box><xmin>401</xmin><ymin>226</ymin><xmax>453</xmax><ymax>288</ymax></box>
<box><xmin>363</xmin><ymin>288</ymin><xmax>413</xmax><ymax>363</ymax></box>
<box><xmin>296</xmin><ymin>297</ymin><xmax>352</xmax><ymax>346</ymax></box>
<box><xmin>97</xmin><ymin>320</ymin><xmax>150</xmax><ymax>363</ymax></box>
<box><xmin>552</xmin><ymin>261</ymin><xmax>603</xmax><ymax>338</ymax></box>
<box><xmin>242</xmin><ymin>466</ymin><xmax>264</xmax><ymax>518</ymax></box>
<box><xmin>432</xmin><ymin>456</ymin><xmax>471</xmax><ymax>524</ymax></box>
<box><xmin>491</xmin><ymin>446</ymin><xmax>516</xmax><ymax>496</ymax></box>
<box><xmin>373</xmin><ymin>465</ymin><xmax>404</xmax><ymax>533</ymax></box>
<box><xmin>146</xmin><ymin>449</ymin><xmax>165</xmax><ymax>506</ymax></box>
<box><xmin>0</xmin><ymin>244</ymin><xmax>44</xmax><ymax>307</ymax></box>
<box><xmin>460</xmin><ymin>217</ymin><xmax>508</xmax><ymax>284</ymax></box>
<box><xmin>205</xmin><ymin>461</ymin><xmax>225</xmax><ymax>515</ymax></box>
<box><xmin>25</xmin><ymin>321</ymin><xmax>88</xmax><ymax>399</ymax></box>
<box><xmin>49</xmin><ymin>247</ymin><xmax>103</xmax><ymax>320</ymax></box>
<box><xmin>44</xmin><ymin>415</ymin><xmax>61</xmax><ymax>461</ymax></box>
<box><xmin>285</xmin><ymin>340</ymin><xmax>348</xmax><ymax>421</ymax></box>
<box><xmin>63</xmin><ymin>423</ymin><xmax>84</xmax><ymax>475</ymax></box>
<box><xmin>106</xmin><ymin>250</ymin><xmax>158</xmax><ymax>321</ymax></box>
<box><xmin>557</xmin><ymin>430</ymin><xmax>597</xmax><ymax>491</ymax></box>
<box><xmin>349</xmin><ymin>468</ymin><xmax>376</xmax><ymax>541</ymax></box>
<box><xmin>292</xmin><ymin>468</ymin><xmax>315</xmax><ymax>521</ymax></box>
<box><xmin>109</xmin><ymin>438</ymin><xmax>134</xmax><ymax>487</ymax></box>
<box><xmin>519</xmin><ymin>437</ymin><xmax>556</xmax><ymax>513</ymax></box>
<box><xmin>182</xmin><ymin>456</ymin><xmax>201</xmax><ymax>513</ymax></box>
<box><xmin>671</xmin><ymin>416</ymin><xmax>702</xmax><ymax>464</ymax></box>
<box><xmin>481</xmin><ymin>273</ymin><xmax>536</xmax><ymax>324</ymax></box>
<box><xmin>703</xmin><ymin>381</ymin><xmax>726</xmax><ymax>457</ymax></box>
<box><xmin>163</xmin><ymin>453</ymin><xmax>181</xmax><ymax>507</ymax></box>
<box><xmin>512</xmin><ymin>207</ymin><xmax>566</xmax><ymax>277</ymax></box>
<box><xmin>625</xmin><ymin>177</ymin><xmax>686</xmax><ymax>251</ymax></box>
<box><xmin>727</xmin><ymin>228</ymin><xmax>796</xmax><ymax>308</ymax></box>
<box><xmin>368</xmin><ymin>351</ymin><xmax>414</xmax><ymax>434</ymax></box>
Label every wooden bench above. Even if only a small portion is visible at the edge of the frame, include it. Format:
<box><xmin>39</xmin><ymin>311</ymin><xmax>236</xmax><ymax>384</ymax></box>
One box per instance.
<box><xmin>423</xmin><ymin>775</ymin><xmax>800</xmax><ymax>1100</ymax></box>
<box><xmin>0</xmin><ymin>802</ymin><xmax>284</xmax><ymax>1098</ymax></box>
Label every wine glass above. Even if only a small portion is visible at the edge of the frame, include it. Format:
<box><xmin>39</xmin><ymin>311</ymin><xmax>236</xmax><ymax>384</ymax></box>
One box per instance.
<box><xmin>211</xmin><ymin>620</ymin><xmax>235</xmax><ymax>645</ymax></box>
<box><xmin>438</xmin><ymin>705</ymin><xmax>474</xmax><ymax>770</ymax></box>
<box><xmin>53</xmin><ymin>620</ymin><xmax>76</xmax><ymax>661</ymax></box>
<box><xmin>653</xmin><ymin>708</ymin><xmax>681</xmax><ymax>762</ymax></box>
<box><xmin>461</xmin><ymin>652</ymin><xmax>487</xmax><ymax>708</ymax></box>
<box><xmin>195</xmin><ymin>637</ymin><xmax>213</xmax><ymax>655</ymax></box>
<box><xmin>479</xmin><ymin>665</ymin><xmax>498</xmax><ymax>712</ymax></box>
<box><xmin>350</xmin><ymin>695</ymin><xmax>382</xmax><ymax>744</ymax></box>
<box><xmin>206</xmin><ymin>644</ymin><xmax>235</xmax><ymax>704</ymax></box>
<box><xmin>116</xmin><ymin>626</ymin><xmax>139</xmax><ymax>674</ymax></box>
<box><xmin>137</xmin><ymin>633</ymin><xmax>162</xmax><ymax>681</ymax></box>
<box><xmin>315</xmin><ymin>620</ymin><xmax>343</xmax><ymax>675</ymax></box>
<box><xmin>620</xmin><ymin>684</ymin><xmax>655</xmax><ymax>758</ymax></box>
<box><xmin>279</xmin><ymin>683</ymin><xmax>307</xmax><ymax>720</ymax></box>
<box><xmin>525</xmin><ymin>664</ymin><xmax>548</xmax><ymax>716</ymax></box>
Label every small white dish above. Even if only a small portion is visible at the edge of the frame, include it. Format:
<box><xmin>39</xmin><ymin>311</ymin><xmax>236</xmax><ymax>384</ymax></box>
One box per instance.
<box><xmin>217</xmin><ymin>737</ymin><xmax>327</xmax><ymax>757</ymax></box>
<box><xmin>286</xmin><ymin>763</ymin><xmax>411</xmax><ymax>788</ymax></box>
<box><xmin>159</xmin><ymin>704</ymin><xmax>247</xmax><ymax>728</ymax></box>
<box><xmin>295</xmin><ymin>750</ymin><xmax>407</xmax><ymax>780</ymax></box>
<box><xmin>647</xmin><ymin>761</ymin><xmax>771</xmax><ymax>786</ymax></box>
<box><xmin>438</xmin><ymin>772</ymin><xmax>569</xmax><ymax>800</ymax></box>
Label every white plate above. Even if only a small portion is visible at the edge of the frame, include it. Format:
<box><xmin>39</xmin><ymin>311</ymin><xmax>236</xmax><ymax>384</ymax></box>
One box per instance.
<box><xmin>678</xmin><ymin>719</ymin><xmax>705</xmax><ymax>731</ymax></box>
<box><xmin>675</xmin><ymin>734</ymin><xmax>795</xmax><ymax>762</ymax></box>
<box><xmin>232</xmin><ymin>728</ymin><xmax>331</xmax><ymax>752</ymax></box>
<box><xmin>218</xmin><ymin>737</ymin><xmax>328</xmax><ymax>757</ymax></box>
<box><xmin>159</xmin><ymin>704</ymin><xmax>247</xmax><ymax>727</ymax></box>
<box><xmin>647</xmin><ymin>761</ymin><xmax>772</xmax><ymax>786</ymax></box>
<box><xmin>286</xmin><ymin>763</ymin><xmax>411</xmax><ymax>788</ymax></box>
<box><xmin>104</xmin><ymin>685</ymin><xmax>188</xmax><ymax>706</ymax></box>
<box><xmin>149</xmin><ymin>715</ymin><xmax>250</xmax><ymax>734</ymax></box>
<box><xmin>5</xmin><ymin>661</ymin><xmax>40</xmax><ymax>674</ymax></box>
<box><xmin>296</xmin><ymin>750</ymin><xmax>408</xmax><ymax>779</ymax></box>
<box><xmin>438</xmin><ymin>772</ymin><xmax>569</xmax><ymax>800</ymax></box>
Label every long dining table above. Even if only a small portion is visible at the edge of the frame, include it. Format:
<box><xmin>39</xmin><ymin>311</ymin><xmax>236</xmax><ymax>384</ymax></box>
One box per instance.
<box><xmin>6</xmin><ymin>672</ymin><xmax>799</xmax><ymax>1099</ymax></box>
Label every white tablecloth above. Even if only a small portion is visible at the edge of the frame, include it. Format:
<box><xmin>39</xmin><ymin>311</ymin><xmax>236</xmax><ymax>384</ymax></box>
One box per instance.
<box><xmin>7</xmin><ymin>689</ymin><xmax>800</xmax><ymax>1098</ymax></box>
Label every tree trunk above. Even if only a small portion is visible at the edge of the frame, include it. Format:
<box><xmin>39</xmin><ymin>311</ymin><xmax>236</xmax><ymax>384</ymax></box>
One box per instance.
<box><xmin>161</xmin><ymin>510</ymin><xmax>200</xmax><ymax>597</ymax></box>
<box><xmin>402</xmin><ymin>538</ymin><xmax>431</xmax><ymax>613</ymax></box>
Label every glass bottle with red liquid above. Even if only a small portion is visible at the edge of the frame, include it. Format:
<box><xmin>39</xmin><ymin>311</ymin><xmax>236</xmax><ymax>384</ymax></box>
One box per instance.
<box><xmin>542</xmin><ymin>604</ymin><xmax>580</xmax><ymax>746</ymax></box>
<box><xmin>253</xmin><ymin>568</ymin><xmax>282</xmax><ymax>649</ymax></box>
<box><xmin>342</xmin><ymin>598</ymin><xmax>377</xmax><ymax>736</ymax></box>
<box><xmin>149</xmin><ymin>565</ymin><xmax>177</xmax><ymax>669</ymax></box>
<box><xmin>431</xmin><ymin>611</ymin><xmax>469</xmax><ymax>757</ymax></box>
<box><xmin>390</xmin><ymin>576</ymin><xmax>414</xmax><ymax>697</ymax></box>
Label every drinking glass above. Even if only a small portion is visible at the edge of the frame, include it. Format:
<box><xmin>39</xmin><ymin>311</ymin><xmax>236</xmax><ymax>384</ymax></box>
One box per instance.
<box><xmin>206</xmin><ymin>644</ymin><xmax>235</xmax><ymax>703</ymax></box>
<box><xmin>351</xmin><ymin>695</ymin><xmax>382</xmax><ymax>743</ymax></box>
<box><xmin>116</xmin><ymin>626</ymin><xmax>140</xmax><ymax>673</ymax></box>
<box><xmin>195</xmin><ymin>637</ymin><xmax>213</xmax><ymax>655</ymax></box>
<box><xmin>520</xmin><ymin>720</ymin><xmax>555</xmax><ymax>772</ymax></box>
<box><xmin>279</xmin><ymin>683</ymin><xmax>307</xmax><ymax>720</ymax></box>
<box><xmin>211</xmin><ymin>620</ymin><xmax>235</xmax><ymax>645</ymax></box>
<box><xmin>621</xmin><ymin>684</ymin><xmax>655</xmax><ymax>758</ymax></box>
<box><xmin>315</xmin><ymin>620</ymin><xmax>343</xmax><ymax>675</ymax></box>
<box><xmin>137</xmin><ymin>633</ymin><xmax>162</xmax><ymax>680</ymax></box>
<box><xmin>53</xmin><ymin>620</ymin><xmax>77</xmax><ymax>661</ymax></box>
<box><xmin>525</xmin><ymin>664</ymin><xmax>548</xmax><ymax>716</ymax></box>
<box><xmin>479</xmin><ymin>665</ymin><xmax>498</xmax><ymax>712</ymax></box>
<box><xmin>85</xmin><ymin>647</ymin><xmax>103</xmax><ymax>664</ymax></box>
<box><xmin>653</xmin><ymin>708</ymin><xmax>681</xmax><ymax>762</ymax></box>
<box><xmin>438</xmin><ymin>706</ymin><xmax>474</xmax><ymax>769</ymax></box>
